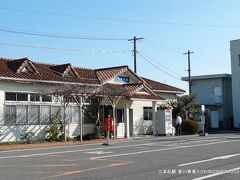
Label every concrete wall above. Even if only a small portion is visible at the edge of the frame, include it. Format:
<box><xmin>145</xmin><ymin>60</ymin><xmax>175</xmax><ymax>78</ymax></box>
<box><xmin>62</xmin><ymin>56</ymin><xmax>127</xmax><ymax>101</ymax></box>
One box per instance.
<box><xmin>0</xmin><ymin>124</ymin><xmax>94</xmax><ymax>142</ymax></box>
<box><xmin>191</xmin><ymin>77</ymin><xmax>232</xmax><ymax>129</ymax></box>
<box><xmin>191</xmin><ymin>78</ymin><xmax>223</xmax><ymax>105</ymax></box>
<box><xmin>230</xmin><ymin>39</ymin><xmax>240</xmax><ymax>128</ymax></box>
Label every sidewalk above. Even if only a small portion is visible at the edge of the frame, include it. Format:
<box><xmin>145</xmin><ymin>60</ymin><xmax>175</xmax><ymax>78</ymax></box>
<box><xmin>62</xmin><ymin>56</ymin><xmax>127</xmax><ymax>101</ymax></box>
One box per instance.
<box><xmin>0</xmin><ymin>138</ymin><xmax>111</xmax><ymax>151</ymax></box>
<box><xmin>0</xmin><ymin>136</ymin><xmax>153</xmax><ymax>151</ymax></box>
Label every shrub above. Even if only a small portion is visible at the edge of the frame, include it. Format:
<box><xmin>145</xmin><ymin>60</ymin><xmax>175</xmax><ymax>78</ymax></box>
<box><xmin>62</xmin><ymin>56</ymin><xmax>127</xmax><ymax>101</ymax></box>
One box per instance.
<box><xmin>181</xmin><ymin>119</ymin><xmax>199</xmax><ymax>134</ymax></box>
<box><xmin>20</xmin><ymin>131</ymin><xmax>35</xmax><ymax>144</ymax></box>
<box><xmin>46</xmin><ymin>123</ymin><xmax>63</xmax><ymax>142</ymax></box>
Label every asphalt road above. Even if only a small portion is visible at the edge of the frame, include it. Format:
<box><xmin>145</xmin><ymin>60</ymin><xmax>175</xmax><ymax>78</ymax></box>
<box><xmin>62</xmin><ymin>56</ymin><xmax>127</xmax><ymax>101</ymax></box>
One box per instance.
<box><xmin>0</xmin><ymin>133</ymin><xmax>240</xmax><ymax>180</ymax></box>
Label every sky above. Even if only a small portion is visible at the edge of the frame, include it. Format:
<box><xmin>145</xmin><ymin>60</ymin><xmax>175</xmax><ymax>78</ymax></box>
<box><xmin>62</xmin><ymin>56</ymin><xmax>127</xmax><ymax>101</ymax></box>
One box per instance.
<box><xmin>0</xmin><ymin>0</ymin><xmax>240</xmax><ymax>93</ymax></box>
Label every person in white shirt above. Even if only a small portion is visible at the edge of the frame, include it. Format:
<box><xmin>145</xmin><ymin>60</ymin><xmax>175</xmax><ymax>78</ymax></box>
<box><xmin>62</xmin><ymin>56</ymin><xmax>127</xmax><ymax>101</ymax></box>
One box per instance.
<box><xmin>176</xmin><ymin>114</ymin><xmax>182</xmax><ymax>135</ymax></box>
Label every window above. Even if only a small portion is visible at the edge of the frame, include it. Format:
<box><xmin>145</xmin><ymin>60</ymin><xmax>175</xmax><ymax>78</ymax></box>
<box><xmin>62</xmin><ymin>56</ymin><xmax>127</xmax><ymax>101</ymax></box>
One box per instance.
<box><xmin>42</xmin><ymin>95</ymin><xmax>52</xmax><ymax>102</ymax></box>
<box><xmin>17</xmin><ymin>93</ymin><xmax>28</xmax><ymax>101</ymax></box>
<box><xmin>5</xmin><ymin>105</ymin><xmax>16</xmax><ymax>125</ymax></box>
<box><xmin>28</xmin><ymin>106</ymin><xmax>39</xmax><ymax>124</ymax></box>
<box><xmin>30</xmin><ymin>94</ymin><xmax>40</xmax><ymax>102</ymax></box>
<box><xmin>118</xmin><ymin>76</ymin><xmax>130</xmax><ymax>83</ymax></box>
<box><xmin>51</xmin><ymin>106</ymin><xmax>63</xmax><ymax>123</ymax></box>
<box><xmin>5</xmin><ymin>92</ymin><xmax>28</xmax><ymax>101</ymax></box>
<box><xmin>71</xmin><ymin>106</ymin><xmax>80</xmax><ymax>123</ymax></box>
<box><xmin>83</xmin><ymin>105</ymin><xmax>97</xmax><ymax>124</ymax></box>
<box><xmin>116</xmin><ymin>109</ymin><xmax>124</xmax><ymax>123</ymax></box>
<box><xmin>143</xmin><ymin>107</ymin><xmax>152</xmax><ymax>120</ymax></box>
<box><xmin>40</xmin><ymin>106</ymin><xmax>50</xmax><ymax>124</ymax></box>
<box><xmin>16</xmin><ymin>105</ymin><xmax>27</xmax><ymax>124</ymax></box>
<box><xmin>66</xmin><ymin>107</ymin><xmax>72</xmax><ymax>123</ymax></box>
<box><xmin>5</xmin><ymin>93</ymin><xmax>17</xmax><ymax>101</ymax></box>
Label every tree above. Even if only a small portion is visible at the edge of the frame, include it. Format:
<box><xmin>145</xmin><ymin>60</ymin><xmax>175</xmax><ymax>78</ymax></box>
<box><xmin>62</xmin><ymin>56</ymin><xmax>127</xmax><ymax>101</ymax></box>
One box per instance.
<box><xmin>171</xmin><ymin>94</ymin><xmax>201</xmax><ymax>120</ymax></box>
<box><xmin>36</xmin><ymin>83</ymin><xmax>129</xmax><ymax>142</ymax></box>
<box><xmin>38</xmin><ymin>83</ymin><xmax>101</xmax><ymax>142</ymax></box>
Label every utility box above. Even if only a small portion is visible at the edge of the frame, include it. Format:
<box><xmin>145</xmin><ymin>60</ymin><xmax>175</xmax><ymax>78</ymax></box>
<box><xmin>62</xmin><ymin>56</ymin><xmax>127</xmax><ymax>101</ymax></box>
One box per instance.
<box><xmin>157</xmin><ymin>109</ymin><xmax>173</xmax><ymax>135</ymax></box>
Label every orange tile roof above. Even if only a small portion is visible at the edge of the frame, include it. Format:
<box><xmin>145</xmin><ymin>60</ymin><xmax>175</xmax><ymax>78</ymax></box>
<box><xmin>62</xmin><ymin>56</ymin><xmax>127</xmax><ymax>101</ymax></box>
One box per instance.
<box><xmin>0</xmin><ymin>57</ymin><xmax>183</xmax><ymax>100</ymax></box>
<box><xmin>141</xmin><ymin>77</ymin><xmax>185</xmax><ymax>93</ymax></box>
<box><xmin>95</xmin><ymin>65</ymin><xmax>128</xmax><ymax>83</ymax></box>
<box><xmin>0</xmin><ymin>58</ymin><xmax>99</xmax><ymax>84</ymax></box>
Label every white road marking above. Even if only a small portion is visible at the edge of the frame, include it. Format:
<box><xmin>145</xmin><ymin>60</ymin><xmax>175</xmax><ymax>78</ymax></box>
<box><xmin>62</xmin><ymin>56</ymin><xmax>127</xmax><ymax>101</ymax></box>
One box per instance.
<box><xmin>179</xmin><ymin>153</ymin><xmax>240</xmax><ymax>166</ymax></box>
<box><xmin>92</xmin><ymin>139</ymin><xmax>240</xmax><ymax>159</ymax></box>
<box><xmin>192</xmin><ymin>167</ymin><xmax>240</xmax><ymax>180</ymax></box>
<box><xmin>85</xmin><ymin>151</ymin><xmax>112</xmax><ymax>155</ymax></box>
<box><xmin>0</xmin><ymin>138</ymin><xmax>239</xmax><ymax>160</ymax></box>
<box><xmin>163</xmin><ymin>139</ymin><xmax>218</xmax><ymax>147</ymax></box>
<box><xmin>0</xmin><ymin>135</ymin><xmax>226</xmax><ymax>153</ymax></box>
<box><xmin>0</xmin><ymin>137</ymin><xmax>208</xmax><ymax>155</ymax></box>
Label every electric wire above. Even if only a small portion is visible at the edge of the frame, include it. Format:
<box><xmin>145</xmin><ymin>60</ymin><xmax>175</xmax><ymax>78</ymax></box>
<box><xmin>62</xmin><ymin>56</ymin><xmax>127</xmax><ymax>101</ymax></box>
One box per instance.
<box><xmin>0</xmin><ymin>27</ymin><xmax>128</xmax><ymax>41</ymax></box>
<box><xmin>144</xmin><ymin>39</ymin><xmax>183</xmax><ymax>54</ymax></box>
<box><xmin>138</xmin><ymin>51</ymin><xmax>183</xmax><ymax>77</ymax></box>
<box><xmin>137</xmin><ymin>52</ymin><xmax>182</xmax><ymax>81</ymax></box>
<box><xmin>0</xmin><ymin>42</ymin><xmax>130</xmax><ymax>53</ymax></box>
<box><xmin>1</xmin><ymin>7</ymin><xmax>240</xmax><ymax>29</ymax></box>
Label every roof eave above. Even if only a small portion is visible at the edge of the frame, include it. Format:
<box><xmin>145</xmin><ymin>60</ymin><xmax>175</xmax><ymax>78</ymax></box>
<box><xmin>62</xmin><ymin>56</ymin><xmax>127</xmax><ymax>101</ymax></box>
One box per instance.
<box><xmin>153</xmin><ymin>90</ymin><xmax>185</xmax><ymax>94</ymax></box>
<box><xmin>0</xmin><ymin>76</ymin><xmax>100</xmax><ymax>86</ymax></box>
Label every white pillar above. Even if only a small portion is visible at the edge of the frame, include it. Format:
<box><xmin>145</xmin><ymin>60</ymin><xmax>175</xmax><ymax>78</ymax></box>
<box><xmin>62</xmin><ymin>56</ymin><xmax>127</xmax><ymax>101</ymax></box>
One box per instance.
<box><xmin>124</xmin><ymin>100</ymin><xmax>130</xmax><ymax>138</ymax></box>
<box><xmin>112</xmin><ymin>104</ymin><xmax>116</xmax><ymax>138</ymax></box>
<box><xmin>152</xmin><ymin>101</ymin><xmax>157</xmax><ymax>135</ymax></box>
<box><xmin>79</xmin><ymin>96</ymin><xmax>83</xmax><ymax>142</ymax></box>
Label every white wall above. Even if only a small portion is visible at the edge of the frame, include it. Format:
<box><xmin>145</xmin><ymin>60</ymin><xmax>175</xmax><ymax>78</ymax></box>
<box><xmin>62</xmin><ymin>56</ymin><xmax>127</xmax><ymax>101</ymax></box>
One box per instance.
<box><xmin>230</xmin><ymin>40</ymin><xmax>240</xmax><ymax>128</ymax></box>
<box><xmin>0</xmin><ymin>124</ymin><xmax>94</xmax><ymax>142</ymax></box>
<box><xmin>0</xmin><ymin>80</ymin><xmax>94</xmax><ymax>142</ymax></box>
<box><xmin>130</xmin><ymin>100</ymin><xmax>153</xmax><ymax>135</ymax></box>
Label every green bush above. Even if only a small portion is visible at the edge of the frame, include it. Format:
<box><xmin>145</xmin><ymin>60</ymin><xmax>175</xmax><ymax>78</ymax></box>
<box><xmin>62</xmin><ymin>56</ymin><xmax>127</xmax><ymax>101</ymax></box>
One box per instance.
<box><xmin>181</xmin><ymin>119</ymin><xmax>199</xmax><ymax>134</ymax></box>
<box><xmin>46</xmin><ymin>123</ymin><xmax>63</xmax><ymax>142</ymax></box>
<box><xmin>20</xmin><ymin>132</ymin><xmax>35</xmax><ymax>144</ymax></box>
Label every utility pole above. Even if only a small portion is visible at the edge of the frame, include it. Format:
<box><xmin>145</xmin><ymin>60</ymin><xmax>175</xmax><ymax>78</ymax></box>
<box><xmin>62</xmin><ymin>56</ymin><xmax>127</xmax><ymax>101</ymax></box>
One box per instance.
<box><xmin>128</xmin><ymin>36</ymin><xmax>144</xmax><ymax>73</ymax></box>
<box><xmin>183</xmin><ymin>50</ymin><xmax>194</xmax><ymax>94</ymax></box>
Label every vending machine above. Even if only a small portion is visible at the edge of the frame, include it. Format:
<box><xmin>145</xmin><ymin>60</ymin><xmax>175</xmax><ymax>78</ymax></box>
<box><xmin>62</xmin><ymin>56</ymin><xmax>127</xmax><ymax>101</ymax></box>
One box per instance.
<box><xmin>157</xmin><ymin>109</ymin><xmax>173</xmax><ymax>135</ymax></box>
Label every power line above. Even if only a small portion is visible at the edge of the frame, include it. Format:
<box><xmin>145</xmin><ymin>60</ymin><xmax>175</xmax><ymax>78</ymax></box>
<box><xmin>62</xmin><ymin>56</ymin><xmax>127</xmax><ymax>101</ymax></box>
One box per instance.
<box><xmin>144</xmin><ymin>39</ymin><xmax>183</xmax><ymax>54</ymax></box>
<box><xmin>0</xmin><ymin>42</ymin><xmax>130</xmax><ymax>53</ymax></box>
<box><xmin>137</xmin><ymin>52</ymin><xmax>182</xmax><ymax>81</ymax></box>
<box><xmin>138</xmin><ymin>51</ymin><xmax>183</xmax><ymax>77</ymax></box>
<box><xmin>0</xmin><ymin>27</ymin><xmax>128</xmax><ymax>40</ymax></box>
<box><xmin>1</xmin><ymin>7</ymin><xmax>240</xmax><ymax>29</ymax></box>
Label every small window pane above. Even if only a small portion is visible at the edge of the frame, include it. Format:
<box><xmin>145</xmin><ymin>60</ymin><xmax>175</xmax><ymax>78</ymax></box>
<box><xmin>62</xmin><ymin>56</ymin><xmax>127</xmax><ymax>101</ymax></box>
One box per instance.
<box><xmin>116</xmin><ymin>109</ymin><xmax>124</xmax><ymax>123</ymax></box>
<box><xmin>83</xmin><ymin>105</ymin><xmax>96</xmax><ymax>124</ymax></box>
<box><xmin>17</xmin><ymin>93</ymin><xmax>28</xmax><ymax>101</ymax></box>
<box><xmin>30</xmin><ymin>94</ymin><xmax>40</xmax><ymax>102</ymax></box>
<box><xmin>5</xmin><ymin>93</ymin><xmax>17</xmax><ymax>101</ymax></box>
<box><xmin>16</xmin><ymin>105</ymin><xmax>27</xmax><ymax>124</ymax></box>
<box><xmin>71</xmin><ymin>106</ymin><xmax>79</xmax><ymax>123</ymax></box>
<box><xmin>42</xmin><ymin>95</ymin><xmax>52</xmax><ymax>102</ymax></box>
<box><xmin>66</xmin><ymin>107</ymin><xmax>72</xmax><ymax>123</ymax></box>
<box><xmin>143</xmin><ymin>107</ymin><xmax>152</xmax><ymax>120</ymax></box>
<box><xmin>40</xmin><ymin>106</ymin><xmax>50</xmax><ymax>124</ymax></box>
<box><xmin>5</xmin><ymin>105</ymin><xmax>16</xmax><ymax>125</ymax></box>
<box><xmin>51</xmin><ymin>106</ymin><xmax>63</xmax><ymax>123</ymax></box>
<box><xmin>28</xmin><ymin>106</ymin><xmax>39</xmax><ymax>124</ymax></box>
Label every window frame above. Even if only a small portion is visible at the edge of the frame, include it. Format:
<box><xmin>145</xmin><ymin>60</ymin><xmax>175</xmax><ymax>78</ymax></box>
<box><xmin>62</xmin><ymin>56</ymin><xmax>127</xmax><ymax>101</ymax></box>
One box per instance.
<box><xmin>143</xmin><ymin>107</ymin><xmax>153</xmax><ymax>121</ymax></box>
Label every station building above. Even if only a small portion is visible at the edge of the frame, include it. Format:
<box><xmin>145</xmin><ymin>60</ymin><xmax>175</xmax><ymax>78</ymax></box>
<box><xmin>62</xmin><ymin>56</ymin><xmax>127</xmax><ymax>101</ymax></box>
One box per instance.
<box><xmin>0</xmin><ymin>57</ymin><xmax>184</xmax><ymax>142</ymax></box>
